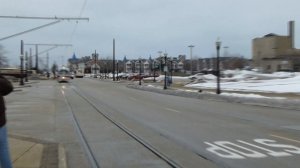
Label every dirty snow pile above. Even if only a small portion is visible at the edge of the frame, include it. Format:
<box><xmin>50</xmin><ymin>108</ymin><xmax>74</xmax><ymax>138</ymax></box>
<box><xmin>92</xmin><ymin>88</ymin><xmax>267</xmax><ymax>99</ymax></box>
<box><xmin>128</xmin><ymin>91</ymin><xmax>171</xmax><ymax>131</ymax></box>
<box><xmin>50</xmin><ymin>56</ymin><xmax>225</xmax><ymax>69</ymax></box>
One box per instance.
<box><xmin>185</xmin><ymin>70</ymin><xmax>300</xmax><ymax>94</ymax></box>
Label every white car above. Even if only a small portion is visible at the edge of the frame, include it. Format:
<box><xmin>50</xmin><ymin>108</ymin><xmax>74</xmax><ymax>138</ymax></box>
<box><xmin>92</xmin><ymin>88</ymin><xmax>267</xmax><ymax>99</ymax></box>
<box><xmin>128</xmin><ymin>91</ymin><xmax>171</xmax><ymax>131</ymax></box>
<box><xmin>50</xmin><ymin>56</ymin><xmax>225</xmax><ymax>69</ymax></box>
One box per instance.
<box><xmin>57</xmin><ymin>75</ymin><xmax>71</xmax><ymax>83</ymax></box>
<box><xmin>57</xmin><ymin>69</ymin><xmax>72</xmax><ymax>83</ymax></box>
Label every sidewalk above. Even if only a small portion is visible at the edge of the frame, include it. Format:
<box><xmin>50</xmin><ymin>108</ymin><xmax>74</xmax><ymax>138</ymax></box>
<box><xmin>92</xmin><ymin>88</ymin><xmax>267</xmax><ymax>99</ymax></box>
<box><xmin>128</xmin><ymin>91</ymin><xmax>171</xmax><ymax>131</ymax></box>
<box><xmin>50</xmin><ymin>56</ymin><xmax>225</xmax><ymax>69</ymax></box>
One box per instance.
<box><xmin>8</xmin><ymin>81</ymin><xmax>67</xmax><ymax>168</ymax></box>
<box><xmin>9</xmin><ymin>134</ymin><xmax>66</xmax><ymax>168</ymax></box>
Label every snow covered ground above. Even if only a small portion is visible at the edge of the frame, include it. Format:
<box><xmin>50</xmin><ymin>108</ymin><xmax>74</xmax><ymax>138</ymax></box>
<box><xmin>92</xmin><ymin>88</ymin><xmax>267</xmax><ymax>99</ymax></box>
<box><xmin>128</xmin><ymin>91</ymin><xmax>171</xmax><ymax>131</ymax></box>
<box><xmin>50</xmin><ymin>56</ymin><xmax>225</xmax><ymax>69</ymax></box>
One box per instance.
<box><xmin>185</xmin><ymin>70</ymin><xmax>300</xmax><ymax>94</ymax></box>
<box><xmin>144</xmin><ymin>70</ymin><xmax>300</xmax><ymax>99</ymax></box>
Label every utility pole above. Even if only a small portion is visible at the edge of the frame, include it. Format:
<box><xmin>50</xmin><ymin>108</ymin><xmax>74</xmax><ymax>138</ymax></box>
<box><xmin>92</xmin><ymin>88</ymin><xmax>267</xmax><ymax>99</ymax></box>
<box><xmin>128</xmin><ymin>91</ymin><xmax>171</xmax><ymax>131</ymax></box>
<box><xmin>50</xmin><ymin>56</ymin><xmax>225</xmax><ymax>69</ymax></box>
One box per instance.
<box><xmin>29</xmin><ymin>48</ymin><xmax>32</xmax><ymax>70</ymax></box>
<box><xmin>19</xmin><ymin>40</ymin><xmax>24</xmax><ymax>85</ymax></box>
<box><xmin>46</xmin><ymin>52</ymin><xmax>49</xmax><ymax>74</ymax></box>
<box><xmin>35</xmin><ymin>44</ymin><xmax>38</xmax><ymax>71</ymax></box>
<box><xmin>113</xmin><ymin>38</ymin><xmax>116</xmax><ymax>81</ymax></box>
<box><xmin>216</xmin><ymin>39</ymin><xmax>222</xmax><ymax>94</ymax></box>
<box><xmin>139</xmin><ymin>58</ymin><xmax>142</xmax><ymax>85</ymax></box>
<box><xmin>163</xmin><ymin>53</ymin><xmax>168</xmax><ymax>90</ymax></box>
<box><xmin>24</xmin><ymin>43</ymin><xmax>72</xmax><ymax>72</ymax></box>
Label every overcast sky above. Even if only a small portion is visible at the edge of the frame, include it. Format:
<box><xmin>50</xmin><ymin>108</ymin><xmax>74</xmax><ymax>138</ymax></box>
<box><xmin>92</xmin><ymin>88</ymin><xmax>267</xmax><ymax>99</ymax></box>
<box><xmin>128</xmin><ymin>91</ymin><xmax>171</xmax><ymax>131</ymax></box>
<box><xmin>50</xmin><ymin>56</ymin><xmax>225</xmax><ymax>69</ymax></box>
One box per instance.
<box><xmin>0</xmin><ymin>0</ymin><xmax>299</xmax><ymax>67</ymax></box>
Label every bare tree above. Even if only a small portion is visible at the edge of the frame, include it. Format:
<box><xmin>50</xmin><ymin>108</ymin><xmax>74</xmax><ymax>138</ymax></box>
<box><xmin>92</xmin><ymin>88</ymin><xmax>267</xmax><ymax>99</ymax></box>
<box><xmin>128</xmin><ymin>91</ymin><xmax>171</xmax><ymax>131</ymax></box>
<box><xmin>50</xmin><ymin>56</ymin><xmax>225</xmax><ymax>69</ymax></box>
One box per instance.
<box><xmin>0</xmin><ymin>45</ymin><xmax>8</xmax><ymax>67</ymax></box>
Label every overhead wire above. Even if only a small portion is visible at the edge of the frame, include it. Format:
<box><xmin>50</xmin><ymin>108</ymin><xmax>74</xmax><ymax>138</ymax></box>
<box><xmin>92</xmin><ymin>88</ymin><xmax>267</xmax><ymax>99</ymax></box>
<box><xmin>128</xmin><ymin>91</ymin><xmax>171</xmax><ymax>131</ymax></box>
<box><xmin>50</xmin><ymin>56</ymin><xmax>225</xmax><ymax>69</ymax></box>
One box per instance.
<box><xmin>65</xmin><ymin>0</ymin><xmax>88</xmax><ymax>60</ymax></box>
<box><xmin>0</xmin><ymin>20</ymin><xmax>61</xmax><ymax>41</ymax></box>
<box><xmin>68</xmin><ymin>0</ymin><xmax>88</xmax><ymax>43</ymax></box>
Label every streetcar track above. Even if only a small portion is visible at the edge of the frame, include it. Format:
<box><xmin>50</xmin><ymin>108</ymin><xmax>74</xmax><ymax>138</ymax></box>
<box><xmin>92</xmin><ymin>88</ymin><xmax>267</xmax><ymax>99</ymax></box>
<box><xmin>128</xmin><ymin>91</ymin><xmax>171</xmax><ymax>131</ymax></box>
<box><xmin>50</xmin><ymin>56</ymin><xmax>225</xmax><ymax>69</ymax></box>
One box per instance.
<box><xmin>68</xmin><ymin>84</ymin><xmax>183</xmax><ymax>168</ymax></box>
<box><xmin>60</xmin><ymin>87</ymin><xmax>100</xmax><ymax>168</ymax></box>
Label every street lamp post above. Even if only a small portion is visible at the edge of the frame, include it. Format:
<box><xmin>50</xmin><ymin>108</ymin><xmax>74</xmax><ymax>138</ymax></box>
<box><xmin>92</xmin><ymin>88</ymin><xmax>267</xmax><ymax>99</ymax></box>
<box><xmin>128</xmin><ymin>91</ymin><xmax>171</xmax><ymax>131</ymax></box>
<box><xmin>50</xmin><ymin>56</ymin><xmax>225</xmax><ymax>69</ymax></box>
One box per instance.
<box><xmin>104</xmin><ymin>62</ymin><xmax>107</xmax><ymax>79</ymax></box>
<box><xmin>170</xmin><ymin>59</ymin><xmax>173</xmax><ymax>84</ymax></box>
<box><xmin>188</xmin><ymin>45</ymin><xmax>195</xmax><ymax>74</ymax></box>
<box><xmin>92</xmin><ymin>50</ymin><xmax>98</xmax><ymax>78</ymax></box>
<box><xmin>163</xmin><ymin>53</ymin><xmax>168</xmax><ymax>90</ymax></box>
<box><xmin>139</xmin><ymin>59</ymin><xmax>142</xmax><ymax>85</ymax></box>
<box><xmin>216</xmin><ymin>38</ymin><xmax>222</xmax><ymax>94</ymax></box>
<box><xmin>113</xmin><ymin>38</ymin><xmax>116</xmax><ymax>81</ymax></box>
<box><xmin>153</xmin><ymin>61</ymin><xmax>156</xmax><ymax>82</ymax></box>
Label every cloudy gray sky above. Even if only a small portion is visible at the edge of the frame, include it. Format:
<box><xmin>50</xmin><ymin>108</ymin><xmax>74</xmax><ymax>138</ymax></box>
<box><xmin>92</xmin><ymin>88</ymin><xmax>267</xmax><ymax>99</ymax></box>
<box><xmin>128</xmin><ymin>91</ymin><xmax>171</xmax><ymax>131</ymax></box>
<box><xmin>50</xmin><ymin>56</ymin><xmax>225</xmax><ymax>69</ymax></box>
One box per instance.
<box><xmin>0</xmin><ymin>0</ymin><xmax>299</xmax><ymax>67</ymax></box>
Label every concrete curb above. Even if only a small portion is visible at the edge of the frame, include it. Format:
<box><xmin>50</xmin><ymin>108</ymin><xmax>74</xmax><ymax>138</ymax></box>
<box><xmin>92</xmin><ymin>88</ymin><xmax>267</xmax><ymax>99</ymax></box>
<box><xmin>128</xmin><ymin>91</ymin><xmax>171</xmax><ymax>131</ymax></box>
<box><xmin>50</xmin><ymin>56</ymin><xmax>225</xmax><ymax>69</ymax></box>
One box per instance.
<box><xmin>8</xmin><ymin>133</ymin><xmax>68</xmax><ymax>168</ymax></box>
<box><xmin>58</xmin><ymin>144</ymin><xmax>67</xmax><ymax>168</ymax></box>
<box><xmin>127</xmin><ymin>84</ymin><xmax>300</xmax><ymax>111</ymax></box>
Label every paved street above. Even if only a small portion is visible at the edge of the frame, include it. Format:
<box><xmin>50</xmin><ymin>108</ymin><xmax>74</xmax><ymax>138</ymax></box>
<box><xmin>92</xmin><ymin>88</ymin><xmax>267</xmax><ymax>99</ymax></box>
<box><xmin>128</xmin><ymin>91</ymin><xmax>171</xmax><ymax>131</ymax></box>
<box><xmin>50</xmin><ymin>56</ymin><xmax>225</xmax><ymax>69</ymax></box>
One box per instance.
<box><xmin>5</xmin><ymin>78</ymin><xmax>300</xmax><ymax>168</ymax></box>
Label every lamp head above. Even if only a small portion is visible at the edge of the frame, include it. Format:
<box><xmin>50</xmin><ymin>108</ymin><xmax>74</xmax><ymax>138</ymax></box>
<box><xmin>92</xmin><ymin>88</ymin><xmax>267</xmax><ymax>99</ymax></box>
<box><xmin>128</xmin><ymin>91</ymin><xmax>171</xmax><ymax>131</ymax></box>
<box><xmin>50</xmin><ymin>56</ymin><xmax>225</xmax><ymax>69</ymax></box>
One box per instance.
<box><xmin>216</xmin><ymin>38</ymin><xmax>221</xmax><ymax>49</ymax></box>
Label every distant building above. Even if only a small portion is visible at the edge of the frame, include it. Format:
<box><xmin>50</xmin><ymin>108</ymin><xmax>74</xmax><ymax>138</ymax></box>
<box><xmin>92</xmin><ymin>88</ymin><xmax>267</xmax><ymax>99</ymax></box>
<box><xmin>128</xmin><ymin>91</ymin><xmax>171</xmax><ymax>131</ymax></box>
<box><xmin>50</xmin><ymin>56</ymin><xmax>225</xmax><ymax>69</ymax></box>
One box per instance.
<box><xmin>125</xmin><ymin>61</ymin><xmax>132</xmax><ymax>73</ymax></box>
<box><xmin>252</xmin><ymin>21</ymin><xmax>300</xmax><ymax>72</ymax></box>
<box><xmin>196</xmin><ymin>57</ymin><xmax>249</xmax><ymax>72</ymax></box>
<box><xmin>68</xmin><ymin>52</ymin><xmax>249</xmax><ymax>76</ymax></box>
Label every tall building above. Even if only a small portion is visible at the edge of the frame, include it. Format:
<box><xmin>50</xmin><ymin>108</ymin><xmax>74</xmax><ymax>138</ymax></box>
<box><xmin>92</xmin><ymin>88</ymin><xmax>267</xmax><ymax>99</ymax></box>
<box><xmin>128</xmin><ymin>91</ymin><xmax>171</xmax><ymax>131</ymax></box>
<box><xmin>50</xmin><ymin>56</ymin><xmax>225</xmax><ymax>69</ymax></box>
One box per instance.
<box><xmin>252</xmin><ymin>21</ymin><xmax>300</xmax><ymax>72</ymax></box>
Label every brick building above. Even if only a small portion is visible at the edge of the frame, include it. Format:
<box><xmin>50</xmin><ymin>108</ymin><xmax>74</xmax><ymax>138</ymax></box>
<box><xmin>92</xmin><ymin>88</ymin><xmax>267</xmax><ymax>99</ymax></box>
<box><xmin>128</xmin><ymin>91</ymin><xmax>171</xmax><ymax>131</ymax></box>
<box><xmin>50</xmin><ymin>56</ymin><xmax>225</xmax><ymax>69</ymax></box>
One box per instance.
<box><xmin>252</xmin><ymin>21</ymin><xmax>300</xmax><ymax>72</ymax></box>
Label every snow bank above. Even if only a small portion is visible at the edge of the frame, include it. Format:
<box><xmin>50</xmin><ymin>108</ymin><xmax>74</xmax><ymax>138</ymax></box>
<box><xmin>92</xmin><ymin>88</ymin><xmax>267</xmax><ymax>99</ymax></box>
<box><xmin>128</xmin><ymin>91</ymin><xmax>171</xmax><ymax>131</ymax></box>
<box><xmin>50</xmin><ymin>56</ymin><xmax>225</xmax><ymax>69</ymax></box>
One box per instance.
<box><xmin>186</xmin><ymin>70</ymin><xmax>300</xmax><ymax>93</ymax></box>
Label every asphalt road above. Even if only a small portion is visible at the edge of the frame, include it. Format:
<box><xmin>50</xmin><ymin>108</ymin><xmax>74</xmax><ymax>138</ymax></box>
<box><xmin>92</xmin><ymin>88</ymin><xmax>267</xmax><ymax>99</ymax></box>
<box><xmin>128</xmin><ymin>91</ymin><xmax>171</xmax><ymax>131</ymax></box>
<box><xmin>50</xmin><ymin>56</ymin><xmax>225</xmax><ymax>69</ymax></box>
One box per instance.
<box><xmin>6</xmin><ymin>79</ymin><xmax>300</xmax><ymax>168</ymax></box>
<box><xmin>71</xmin><ymin>78</ymin><xmax>300</xmax><ymax>168</ymax></box>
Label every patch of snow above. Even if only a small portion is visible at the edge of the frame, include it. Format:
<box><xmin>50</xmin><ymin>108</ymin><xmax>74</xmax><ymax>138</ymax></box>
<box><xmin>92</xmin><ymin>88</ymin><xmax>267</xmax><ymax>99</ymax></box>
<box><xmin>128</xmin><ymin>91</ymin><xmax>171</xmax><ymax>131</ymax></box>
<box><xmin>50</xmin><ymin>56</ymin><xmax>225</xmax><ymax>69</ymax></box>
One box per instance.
<box><xmin>220</xmin><ymin>92</ymin><xmax>286</xmax><ymax>99</ymax></box>
<box><xmin>185</xmin><ymin>70</ymin><xmax>300</xmax><ymax>93</ymax></box>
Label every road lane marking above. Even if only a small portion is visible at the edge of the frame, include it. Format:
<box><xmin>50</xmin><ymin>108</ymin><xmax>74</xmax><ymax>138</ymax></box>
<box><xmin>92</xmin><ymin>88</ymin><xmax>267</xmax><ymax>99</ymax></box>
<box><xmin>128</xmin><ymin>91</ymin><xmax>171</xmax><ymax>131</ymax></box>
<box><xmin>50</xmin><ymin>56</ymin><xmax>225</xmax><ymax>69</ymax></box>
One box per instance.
<box><xmin>270</xmin><ymin>134</ymin><xmax>300</xmax><ymax>144</ymax></box>
<box><xmin>205</xmin><ymin>138</ymin><xmax>300</xmax><ymax>159</ymax></box>
<box><xmin>165</xmin><ymin>108</ymin><xmax>181</xmax><ymax>113</ymax></box>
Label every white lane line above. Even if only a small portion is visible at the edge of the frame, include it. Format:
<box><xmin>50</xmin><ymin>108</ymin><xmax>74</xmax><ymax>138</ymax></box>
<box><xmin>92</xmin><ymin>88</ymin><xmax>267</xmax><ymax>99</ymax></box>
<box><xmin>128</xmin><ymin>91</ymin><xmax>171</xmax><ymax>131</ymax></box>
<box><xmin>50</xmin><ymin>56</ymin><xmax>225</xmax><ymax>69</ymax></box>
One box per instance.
<box><xmin>165</xmin><ymin>108</ymin><xmax>181</xmax><ymax>113</ymax></box>
<box><xmin>270</xmin><ymin>134</ymin><xmax>300</xmax><ymax>144</ymax></box>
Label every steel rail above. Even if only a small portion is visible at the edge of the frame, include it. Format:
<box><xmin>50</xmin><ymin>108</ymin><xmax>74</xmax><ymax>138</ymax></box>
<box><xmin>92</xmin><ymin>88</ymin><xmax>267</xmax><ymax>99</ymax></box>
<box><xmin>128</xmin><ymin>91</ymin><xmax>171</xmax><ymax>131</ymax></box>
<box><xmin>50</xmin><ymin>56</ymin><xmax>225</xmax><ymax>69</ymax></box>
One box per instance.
<box><xmin>61</xmin><ymin>88</ymin><xmax>100</xmax><ymax>168</ymax></box>
<box><xmin>70</xmin><ymin>84</ymin><xmax>183</xmax><ymax>168</ymax></box>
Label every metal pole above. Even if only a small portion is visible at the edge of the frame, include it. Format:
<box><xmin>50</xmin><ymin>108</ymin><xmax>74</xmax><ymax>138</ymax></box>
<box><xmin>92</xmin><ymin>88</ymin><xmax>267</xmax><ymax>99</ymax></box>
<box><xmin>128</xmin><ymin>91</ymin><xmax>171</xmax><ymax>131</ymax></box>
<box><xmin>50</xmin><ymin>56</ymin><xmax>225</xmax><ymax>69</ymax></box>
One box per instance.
<box><xmin>188</xmin><ymin>45</ymin><xmax>194</xmax><ymax>75</ymax></box>
<box><xmin>35</xmin><ymin>44</ymin><xmax>38</xmax><ymax>72</ymax></box>
<box><xmin>46</xmin><ymin>52</ymin><xmax>49</xmax><ymax>73</ymax></box>
<box><xmin>153</xmin><ymin>61</ymin><xmax>156</xmax><ymax>82</ymax></box>
<box><xmin>0</xmin><ymin>21</ymin><xmax>61</xmax><ymax>41</ymax></box>
<box><xmin>94</xmin><ymin>50</ymin><xmax>97</xmax><ymax>78</ymax></box>
<box><xmin>164</xmin><ymin>54</ymin><xmax>167</xmax><ymax>90</ymax></box>
<box><xmin>105</xmin><ymin>63</ymin><xmax>107</xmax><ymax>79</ymax></box>
<box><xmin>29</xmin><ymin>48</ymin><xmax>32</xmax><ymax>70</ymax></box>
<box><xmin>19</xmin><ymin>40</ymin><xmax>24</xmax><ymax>85</ymax></box>
<box><xmin>46</xmin><ymin>52</ymin><xmax>49</xmax><ymax>79</ymax></box>
<box><xmin>0</xmin><ymin>15</ymin><xmax>89</xmax><ymax>21</ymax></box>
<box><xmin>216</xmin><ymin>40</ymin><xmax>221</xmax><ymax>94</ymax></box>
<box><xmin>113</xmin><ymin>38</ymin><xmax>115</xmax><ymax>81</ymax></box>
<box><xmin>139</xmin><ymin>59</ymin><xmax>142</xmax><ymax>85</ymax></box>
<box><xmin>25</xmin><ymin>51</ymin><xmax>28</xmax><ymax>82</ymax></box>
<box><xmin>170</xmin><ymin>60</ymin><xmax>173</xmax><ymax>84</ymax></box>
